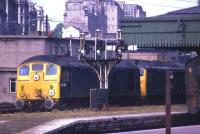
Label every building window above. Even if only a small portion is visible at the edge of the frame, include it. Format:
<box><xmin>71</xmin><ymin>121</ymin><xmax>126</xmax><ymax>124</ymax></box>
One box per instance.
<box><xmin>60</xmin><ymin>45</ymin><xmax>67</xmax><ymax>55</ymax></box>
<box><xmin>10</xmin><ymin>78</ymin><xmax>16</xmax><ymax>93</ymax></box>
<box><xmin>76</xmin><ymin>48</ymin><xmax>79</xmax><ymax>57</ymax></box>
<box><xmin>50</xmin><ymin>44</ymin><xmax>58</xmax><ymax>55</ymax></box>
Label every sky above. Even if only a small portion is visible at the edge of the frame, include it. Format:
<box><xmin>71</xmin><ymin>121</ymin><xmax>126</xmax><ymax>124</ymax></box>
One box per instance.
<box><xmin>32</xmin><ymin>0</ymin><xmax>198</xmax><ymax>30</ymax></box>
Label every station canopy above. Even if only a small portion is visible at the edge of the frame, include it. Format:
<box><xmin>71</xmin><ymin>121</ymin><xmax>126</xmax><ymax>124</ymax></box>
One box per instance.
<box><xmin>120</xmin><ymin>6</ymin><xmax>200</xmax><ymax>50</ymax></box>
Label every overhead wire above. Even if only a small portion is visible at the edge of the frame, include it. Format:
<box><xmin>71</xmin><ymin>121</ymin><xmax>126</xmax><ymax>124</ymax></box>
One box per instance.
<box><xmin>131</xmin><ymin>0</ymin><xmax>193</xmax><ymax>9</ymax></box>
<box><xmin>174</xmin><ymin>0</ymin><xmax>197</xmax><ymax>3</ymax></box>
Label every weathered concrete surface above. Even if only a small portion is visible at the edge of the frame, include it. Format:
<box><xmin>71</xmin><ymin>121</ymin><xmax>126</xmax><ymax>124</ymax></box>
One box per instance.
<box><xmin>16</xmin><ymin>112</ymin><xmax>200</xmax><ymax>134</ymax></box>
<box><xmin>111</xmin><ymin>125</ymin><xmax>200</xmax><ymax>134</ymax></box>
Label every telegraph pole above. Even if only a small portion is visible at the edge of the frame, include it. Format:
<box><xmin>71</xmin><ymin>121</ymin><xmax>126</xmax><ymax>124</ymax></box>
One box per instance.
<box><xmin>166</xmin><ymin>70</ymin><xmax>173</xmax><ymax>134</ymax></box>
<box><xmin>45</xmin><ymin>15</ymin><xmax>48</xmax><ymax>36</ymax></box>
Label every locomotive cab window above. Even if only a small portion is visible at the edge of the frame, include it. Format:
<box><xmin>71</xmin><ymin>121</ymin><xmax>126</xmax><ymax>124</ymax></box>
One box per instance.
<box><xmin>32</xmin><ymin>64</ymin><xmax>43</xmax><ymax>71</ymax></box>
<box><xmin>19</xmin><ymin>65</ymin><xmax>29</xmax><ymax>76</ymax></box>
<box><xmin>46</xmin><ymin>64</ymin><xmax>57</xmax><ymax>75</ymax></box>
<box><xmin>139</xmin><ymin>68</ymin><xmax>144</xmax><ymax>76</ymax></box>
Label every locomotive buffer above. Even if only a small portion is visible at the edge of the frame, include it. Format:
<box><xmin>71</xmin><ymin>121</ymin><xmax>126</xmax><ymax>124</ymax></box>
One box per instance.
<box><xmin>78</xmin><ymin>29</ymin><xmax>126</xmax><ymax>110</ymax></box>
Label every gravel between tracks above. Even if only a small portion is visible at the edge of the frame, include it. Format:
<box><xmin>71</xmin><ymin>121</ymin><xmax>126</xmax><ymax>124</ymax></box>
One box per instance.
<box><xmin>0</xmin><ymin>104</ymin><xmax>187</xmax><ymax>120</ymax></box>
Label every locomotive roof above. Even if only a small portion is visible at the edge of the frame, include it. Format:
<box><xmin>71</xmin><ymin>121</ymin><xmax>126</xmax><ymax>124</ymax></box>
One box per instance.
<box><xmin>21</xmin><ymin>55</ymin><xmax>139</xmax><ymax>69</ymax></box>
<box><xmin>129</xmin><ymin>59</ymin><xmax>185</xmax><ymax>70</ymax></box>
<box><xmin>21</xmin><ymin>55</ymin><xmax>89</xmax><ymax>67</ymax></box>
<box><xmin>21</xmin><ymin>55</ymin><xmax>185</xmax><ymax>70</ymax></box>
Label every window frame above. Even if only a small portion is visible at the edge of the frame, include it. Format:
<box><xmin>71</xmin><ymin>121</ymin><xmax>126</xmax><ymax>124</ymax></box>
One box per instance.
<box><xmin>139</xmin><ymin>68</ymin><xmax>145</xmax><ymax>76</ymax></box>
<box><xmin>19</xmin><ymin>65</ymin><xmax>29</xmax><ymax>76</ymax></box>
<box><xmin>46</xmin><ymin>64</ymin><xmax>57</xmax><ymax>76</ymax></box>
<box><xmin>32</xmin><ymin>63</ymin><xmax>44</xmax><ymax>71</ymax></box>
<box><xmin>9</xmin><ymin>78</ymin><xmax>16</xmax><ymax>93</ymax></box>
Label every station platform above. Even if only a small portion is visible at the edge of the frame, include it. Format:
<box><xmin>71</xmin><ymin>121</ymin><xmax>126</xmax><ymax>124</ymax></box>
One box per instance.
<box><xmin>14</xmin><ymin>111</ymin><xmax>199</xmax><ymax>134</ymax></box>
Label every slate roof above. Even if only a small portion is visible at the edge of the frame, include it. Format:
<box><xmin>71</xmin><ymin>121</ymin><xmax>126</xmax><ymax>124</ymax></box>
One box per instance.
<box><xmin>158</xmin><ymin>6</ymin><xmax>200</xmax><ymax>17</ymax></box>
<box><xmin>167</xmin><ymin>6</ymin><xmax>200</xmax><ymax>14</ymax></box>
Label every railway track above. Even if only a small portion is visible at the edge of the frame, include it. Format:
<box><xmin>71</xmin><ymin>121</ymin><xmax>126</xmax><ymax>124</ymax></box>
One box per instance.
<box><xmin>0</xmin><ymin>104</ymin><xmax>187</xmax><ymax>116</ymax></box>
<box><xmin>0</xmin><ymin>103</ymin><xmax>19</xmax><ymax>114</ymax></box>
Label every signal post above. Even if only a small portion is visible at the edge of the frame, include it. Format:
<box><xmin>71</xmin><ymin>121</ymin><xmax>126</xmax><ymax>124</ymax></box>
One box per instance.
<box><xmin>78</xmin><ymin>29</ymin><xmax>125</xmax><ymax>110</ymax></box>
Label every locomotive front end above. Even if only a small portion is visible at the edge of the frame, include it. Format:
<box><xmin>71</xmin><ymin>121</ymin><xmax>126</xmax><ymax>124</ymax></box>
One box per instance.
<box><xmin>16</xmin><ymin>62</ymin><xmax>61</xmax><ymax>110</ymax></box>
